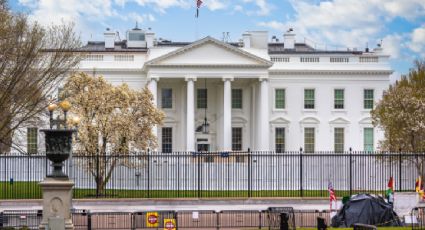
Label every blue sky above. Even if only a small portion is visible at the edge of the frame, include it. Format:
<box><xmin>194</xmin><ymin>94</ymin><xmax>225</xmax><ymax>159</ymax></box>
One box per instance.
<box><xmin>10</xmin><ymin>0</ymin><xmax>425</xmax><ymax>79</ymax></box>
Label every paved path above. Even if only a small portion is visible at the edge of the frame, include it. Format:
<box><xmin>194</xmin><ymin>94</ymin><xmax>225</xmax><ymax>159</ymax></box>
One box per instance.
<box><xmin>0</xmin><ymin>198</ymin><xmax>342</xmax><ymax>212</ymax></box>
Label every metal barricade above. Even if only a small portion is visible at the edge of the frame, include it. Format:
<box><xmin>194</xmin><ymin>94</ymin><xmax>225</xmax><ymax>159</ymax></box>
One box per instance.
<box><xmin>267</xmin><ymin>207</ymin><xmax>296</xmax><ymax>230</ymax></box>
<box><xmin>0</xmin><ymin>210</ymin><xmax>42</xmax><ymax>229</ymax></box>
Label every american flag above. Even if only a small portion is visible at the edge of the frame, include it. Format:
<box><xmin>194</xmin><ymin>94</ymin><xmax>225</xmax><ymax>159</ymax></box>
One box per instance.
<box><xmin>328</xmin><ymin>181</ymin><xmax>336</xmax><ymax>202</ymax></box>
<box><xmin>196</xmin><ymin>0</ymin><xmax>203</xmax><ymax>18</ymax></box>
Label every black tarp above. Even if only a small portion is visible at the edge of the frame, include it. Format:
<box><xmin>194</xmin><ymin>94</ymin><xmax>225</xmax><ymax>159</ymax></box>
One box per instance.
<box><xmin>331</xmin><ymin>193</ymin><xmax>402</xmax><ymax>227</ymax></box>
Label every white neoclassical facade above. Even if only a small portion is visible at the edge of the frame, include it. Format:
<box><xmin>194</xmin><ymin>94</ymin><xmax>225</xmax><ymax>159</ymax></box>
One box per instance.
<box><xmin>20</xmin><ymin>27</ymin><xmax>393</xmax><ymax>153</ymax></box>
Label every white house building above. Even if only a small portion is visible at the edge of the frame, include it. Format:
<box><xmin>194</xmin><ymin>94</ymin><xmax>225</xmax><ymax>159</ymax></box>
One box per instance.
<box><xmin>22</xmin><ymin>26</ymin><xmax>392</xmax><ymax>153</ymax></box>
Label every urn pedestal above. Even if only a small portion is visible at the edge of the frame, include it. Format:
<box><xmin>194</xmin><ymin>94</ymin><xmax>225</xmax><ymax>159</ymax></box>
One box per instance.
<box><xmin>39</xmin><ymin>178</ymin><xmax>74</xmax><ymax>230</ymax></box>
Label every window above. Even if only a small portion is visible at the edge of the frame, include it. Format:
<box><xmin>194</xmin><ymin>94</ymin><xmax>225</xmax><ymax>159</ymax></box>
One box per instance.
<box><xmin>364</xmin><ymin>89</ymin><xmax>374</xmax><ymax>109</ymax></box>
<box><xmin>232</xmin><ymin>127</ymin><xmax>242</xmax><ymax>151</ymax></box>
<box><xmin>304</xmin><ymin>89</ymin><xmax>315</xmax><ymax>109</ymax></box>
<box><xmin>197</xmin><ymin>88</ymin><xmax>207</xmax><ymax>109</ymax></box>
<box><xmin>84</xmin><ymin>54</ymin><xmax>103</xmax><ymax>61</ymax></box>
<box><xmin>271</xmin><ymin>57</ymin><xmax>290</xmax><ymax>62</ymax></box>
<box><xmin>161</xmin><ymin>88</ymin><xmax>172</xmax><ymax>109</ymax></box>
<box><xmin>304</xmin><ymin>128</ymin><xmax>315</xmax><ymax>153</ymax></box>
<box><xmin>128</xmin><ymin>32</ymin><xmax>145</xmax><ymax>41</ymax></box>
<box><xmin>334</xmin><ymin>128</ymin><xmax>344</xmax><ymax>153</ymax></box>
<box><xmin>359</xmin><ymin>57</ymin><xmax>378</xmax><ymax>63</ymax></box>
<box><xmin>232</xmin><ymin>89</ymin><xmax>243</xmax><ymax>109</ymax></box>
<box><xmin>58</xmin><ymin>87</ymin><xmax>65</xmax><ymax>100</ymax></box>
<box><xmin>27</xmin><ymin>128</ymin><xmax>38</xmax><ymax>154</ymax></box>
<box><xmin>364</xmin><ymin>128</ymin><xmax>374</xmax><ymax>152</ymax></box>
<box><xmin>275</xmin><ymin>128</ymin><xmax>285</xmax><ymax>153</ymax></box>
<box><xmin>334</xmin><ymin>89</ymin><xmax>344</xmax><ymax>109</ymax></box>
<box><xmin>161</xmin><ymin>127</ymin><xmax>172</xmax><ymax>153</ymax></box>
<box><xmin>114</xmin><ymin>55</ymin><xmax>134</xmax><ymax>61</ymax></box>
<box><xmin>300</xmin><ymin>57</ymin><xmax>319</xmax><ymax>62</ymax></box>
<box><xmin>330</xmin><ymin>57</ymin><xmax>349</xmax><ymax>63</ymax></box>
<box><xmin>275</xmin><ymin>89</ymin><xmax>285</xmax><ymax>109</ymax></box>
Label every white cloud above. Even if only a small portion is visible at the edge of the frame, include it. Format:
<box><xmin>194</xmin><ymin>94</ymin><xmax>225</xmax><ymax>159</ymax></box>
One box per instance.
<box><xmin>259</xmin><ymin>0</ymin><xmax>425</xmax><ymax>54</ymax></box>
<box><xmin>242</xmin><ymin>0</ymin><xmax>271</xmax><ymax>16</ymax></box>
<box><xmin>257</xmin><ymin>20</ymin><xmax>285</xmax><ymax>31</ymax></box>
<box><xmin>204</xmin><ymin>0</ymin><xmax>227</xmax><ymax>11</ymax></box>
<box><xmin>408</xmin><ymin>26</ymin><xmax>425</xmax><ymax>56</ymax></box>
<box><xmin>381</xmin><ymin>34</ymin><xmax>405</xmax><ymax>59</ymax></box>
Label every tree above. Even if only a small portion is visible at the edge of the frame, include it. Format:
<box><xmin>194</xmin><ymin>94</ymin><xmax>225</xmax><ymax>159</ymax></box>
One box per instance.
<box><xmin>62</xmin><ymin>72</ymin><xmax>164</xmax><ymax>195</ymax></box>
<box><xmin>371</xmin><ymin>59</ymin><xmax>425</xmax><ymax>178</ymax></box>
<box><xmin>0</xmin><ymin>2</ymin><xmax>82</xmax><ymax>153</ymax></box>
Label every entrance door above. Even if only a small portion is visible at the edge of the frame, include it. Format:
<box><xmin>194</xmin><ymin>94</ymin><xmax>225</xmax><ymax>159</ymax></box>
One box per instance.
<box><xmin>197</xmin><ymin>143</ymin><xmax>210</xmax><ymax>152</ymax></box>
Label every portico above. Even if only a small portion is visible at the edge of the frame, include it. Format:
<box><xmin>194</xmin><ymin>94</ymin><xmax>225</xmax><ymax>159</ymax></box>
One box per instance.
<box><xmin>144</xmin><ymin>37</ymin><xmax>272</xmax><ymax>151</ymax></box>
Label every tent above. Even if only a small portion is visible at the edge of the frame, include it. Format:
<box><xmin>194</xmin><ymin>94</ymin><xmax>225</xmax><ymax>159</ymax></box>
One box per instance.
<box><xmin>331</xmin><ymin>193</ymin><xmax>402</xmax><ymax>227</ymax></box>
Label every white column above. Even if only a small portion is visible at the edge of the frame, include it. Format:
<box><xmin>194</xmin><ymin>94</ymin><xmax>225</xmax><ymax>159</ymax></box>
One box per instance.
<box><xmin>259</xmin><ymin>77</ymin><xmax>270</xmax><ymax>150</ymax></box>
<box><xmin>222</xmin><ymin>77</ymin><xmax>233</xmax><ymax>151</ymax></box>
<box><xmin>148</xmin><ymin>77</ymin><xmax>159</xmax><ymax>142</ymax></box>
<box><xmin>186</xmin><ymin>77</ymin><xmax>196</xmax><ymax>151</ymax></box>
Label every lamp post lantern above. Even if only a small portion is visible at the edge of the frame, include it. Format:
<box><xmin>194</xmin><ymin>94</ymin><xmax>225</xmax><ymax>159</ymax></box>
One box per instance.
<box><xmin>42</xmin><ymin>100</ymin><xmax>79</xmax><ymax>178</ymax></box>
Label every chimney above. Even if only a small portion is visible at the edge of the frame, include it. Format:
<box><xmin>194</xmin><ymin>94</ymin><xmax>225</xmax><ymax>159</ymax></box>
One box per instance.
<box><xmin>146</xmin><ymin>30</ymin><xmax>155</xmax><ymax>48</ymax></box>
<box><xmin>284</xmin><ymin>28</ymin><xmax>295</xmax><ymax>49</ymax></box>
<box><xmin>242</xmin><ymin>33</ymin><xmax>251</xmax><ymax>48</ymax></box>
<box><xmin>104</xmin><ymin>28</ymin><xmax>115</xmax><ymax>49</ymax></box>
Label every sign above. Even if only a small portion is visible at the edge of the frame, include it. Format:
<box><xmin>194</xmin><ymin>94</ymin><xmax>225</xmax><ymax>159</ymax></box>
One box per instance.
<box><xmin>146</xmin><ymin>212</ymin><xmax>159</xmax><ymax>227</ymax></box>
<box><xmin>163</xmin><ymin>218</ymin><xmax>176</xmax><ymax>230</ymax></box>
<box><xmin>192</xmin><ymin>211</ymin><xmax>199</xmax><ymax>219</ymax></box>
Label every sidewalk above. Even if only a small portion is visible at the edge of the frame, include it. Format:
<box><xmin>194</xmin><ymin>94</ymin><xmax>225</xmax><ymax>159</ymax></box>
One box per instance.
<box><xmin>0</xmin><ymin>198</ymin><xmax>341</xmax><ymax>212</ymax></box>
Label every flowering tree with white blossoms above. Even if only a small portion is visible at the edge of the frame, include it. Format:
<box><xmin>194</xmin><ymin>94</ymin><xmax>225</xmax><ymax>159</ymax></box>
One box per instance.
<box><xmin>372</xmin><ymin>60</ymin><xmax>425</xmax><ymax>178</ymax></box>
<box><xmin>62</xmin><ymin>72</ymin><xmax>164</xmax><ymax>195</ymax></box>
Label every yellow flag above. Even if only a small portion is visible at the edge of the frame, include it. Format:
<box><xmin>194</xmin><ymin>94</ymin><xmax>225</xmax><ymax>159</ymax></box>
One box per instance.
<box><xmin>416</xmin><ymin>176</ymin><xmax>422</xmax><ymax>193</ymax></box>
<box><xmin>146</xmin><ymin>212</ymin><xmax>159</xmax><ymax>227</ymax></box>
<box><xmin>164</xmin><ymin>218</ymin><xmax>176</xmax><ymax>230</ymax></box>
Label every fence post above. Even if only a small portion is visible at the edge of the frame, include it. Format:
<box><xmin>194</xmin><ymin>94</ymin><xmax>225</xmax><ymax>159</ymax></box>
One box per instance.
<box><xmin>96</xmin><ymin>154</ymin><xmax>100</xmax><ymax>198</ymax></box>
<box><xmin>216</xmin><ymin>211</ymin><xmax>220</xmax><ymax>230</ymax></box>
<box><xmin>399</xmin><ymin>149</ymin><xmax>402</xmax><ymax>191</ymax></box>
<box><xmin>87</xmin><ymin>211</ymin><xmax>92</xmax><ymax>230</ymax></box>
<box><xmin>198</xmin><ymin>152</ymin><xmax>201</xmax><ymax>198</ymax></box>
<box><xmin>0</xmin><ymin>211</ymin><xmax>3</xmax><ymax>228</ymax></box>
<box><xmin>300</xmin><ymin>147</ymin><xmax>303</xmax><ymax>198</ymax></box>
<box><xmin>147</xmin><ymin>148</ymin><xmax>150</xmax><ymax>198</ymax></box>
<box><xmin>248</xmin><ymin>148</ymin><xmax>252</xmax><ymax>198</ymax></box>
<box><xmin>349</xmin><ymin>147</ymin><xmax>353</xmax><ymax>196</ymax></box>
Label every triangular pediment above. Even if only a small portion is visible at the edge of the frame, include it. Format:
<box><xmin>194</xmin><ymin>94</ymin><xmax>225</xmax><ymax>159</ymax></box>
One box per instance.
<box><xmin>145</xmin><ymin>36</ymin><xmax>272</xmax><ymax>67</ymax></box>
<box><xmin>329</xmin><ymin>117</ymin><xmax>350</xmax><ymax>124</ymax></box>
<box><xmin>299</xmin><ymin>116</ymin><xmax>320</xmax><ymax>124</ymax></box>
<box><xmin>271</xmin><ymin>116</ymin><xmax>291</xmax><ymax>124</ymax></box>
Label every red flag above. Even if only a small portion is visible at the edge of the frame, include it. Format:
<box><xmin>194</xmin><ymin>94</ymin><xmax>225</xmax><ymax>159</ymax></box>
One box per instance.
<box><xmin>196</xmin><ymin>0</ymin><xmax>202</xmax><ymax>18</ymax></box>
<box><xmin>328</xmin><ymin>182</ymin><xmax>336</xmax><ymax>202</ymax></box>
<box><xmin>388</xmin><ymin>176</ymin><xmax>394</xmax><ymax>191</ymax></box>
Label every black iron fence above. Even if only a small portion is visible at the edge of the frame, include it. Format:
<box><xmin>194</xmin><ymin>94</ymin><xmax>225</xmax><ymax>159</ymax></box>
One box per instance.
<box><xmin>0</xmin><ymin>209</ymin><xmax>330</xmax><ymax>229</ymax></box>
<box><xmin>0</xmin><ymin>151</ymin><xmax>423</xmax><ymax>199</ymax></box>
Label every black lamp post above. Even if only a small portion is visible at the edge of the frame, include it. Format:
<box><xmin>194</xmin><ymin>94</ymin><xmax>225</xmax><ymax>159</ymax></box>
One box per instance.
<box><xmin>41</xmin><ymin>100</ymin><xmax>79</xmax><ymax>178</ymax></box>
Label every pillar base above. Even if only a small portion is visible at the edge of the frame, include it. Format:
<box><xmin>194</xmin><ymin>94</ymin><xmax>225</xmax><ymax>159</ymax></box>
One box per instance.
<box><xmin>39</xmin><ymin>177</ymin><xmax>74</xmax><ymax>230</ymax></box>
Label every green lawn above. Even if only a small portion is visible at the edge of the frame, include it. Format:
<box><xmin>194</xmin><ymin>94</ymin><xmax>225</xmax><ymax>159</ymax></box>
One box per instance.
<box><xmin>296</xmin><ymin>228</ymin><xmax>410</xmax><ymax>230</ymax></box>
<box><xmin>0</xmin><ymin>181</ymin><xmax>386</xmax><ymax>199</ymax></box>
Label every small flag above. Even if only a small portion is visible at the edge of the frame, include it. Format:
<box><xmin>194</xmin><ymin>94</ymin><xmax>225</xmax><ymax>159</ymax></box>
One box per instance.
<box><xmin>328</xmin><ymin>181</ymin><xmax>337</xmax><ymax>212</ymax></box>
<box><xmin>416</xmin><ymin>176</ymin><xmax>422</xmax><ymax>193</ymax></box>
<box><xmin>328</xmin><ymin>181</ymin><xmax>336</xmax><ymax>202</ymax></box>
<box><xmin>385</xmin><ymin>176</ymin><xmax>394</xmax><ymax>197</ymax></box>
<box><xmin>196</xmin><ymin>0</ymin><xmax>202</xmax><ymax>18</ymax></box>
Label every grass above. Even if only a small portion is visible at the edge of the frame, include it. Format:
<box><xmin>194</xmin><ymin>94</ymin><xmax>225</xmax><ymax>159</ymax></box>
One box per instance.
<box><xmin>296</xmin><ymin>228</ymin><xmax>410</xmax><ymax>230</ymax></box>
<box><xmin>0</xmin><ymin>181</ymin><xmax>387</xmax><ymax>199</ymax></box>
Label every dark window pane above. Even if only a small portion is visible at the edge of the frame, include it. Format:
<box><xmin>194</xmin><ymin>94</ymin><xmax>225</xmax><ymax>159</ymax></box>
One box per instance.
<box><xmin>232</xmin><ymin>127</ymin><xmax>242</xmax><ymax>151</ymax></box>
<box><xmin>275</xmin><ymin>127</ymin><xmax>285</xmax><ymax>152</ymax></box>
<box><xmin>161</xmin><ymin>88</ymin><xmax>173</xmax><ymax>109</ymax></box>
<box><xmin>162</xmin><ymin>127</ymin><xmax>172</xmax><ymax>153</ymax></box>
<box><xmin>232</xmin><ymin>89</ymin><xmax>243</xmax><ymax>109</ymax></box>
